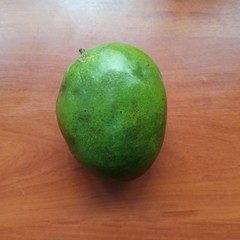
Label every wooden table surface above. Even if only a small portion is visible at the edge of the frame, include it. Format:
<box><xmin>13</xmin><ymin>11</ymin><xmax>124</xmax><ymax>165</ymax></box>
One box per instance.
<box><xmin>1</xmin><ymin>1</ymin><xmax>240</xmax><ymax>239</ymax></box>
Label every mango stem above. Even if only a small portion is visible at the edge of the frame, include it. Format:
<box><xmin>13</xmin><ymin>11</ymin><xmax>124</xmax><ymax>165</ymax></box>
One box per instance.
<box><xmin>79</xmin><ymin>48</ymin><xmax>85</xmax><ymax>54</ymax></box>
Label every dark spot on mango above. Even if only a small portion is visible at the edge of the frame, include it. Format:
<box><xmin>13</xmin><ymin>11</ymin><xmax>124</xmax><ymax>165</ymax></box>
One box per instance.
<box><xmin>60</xmin><ymin>81</ymin><xmax>67</xmax><ymax>92</ymax></box>
<box><xmin>72</xmin><ymin>88</ymin><xmax>80</xmax><ymax>96</ymax></box>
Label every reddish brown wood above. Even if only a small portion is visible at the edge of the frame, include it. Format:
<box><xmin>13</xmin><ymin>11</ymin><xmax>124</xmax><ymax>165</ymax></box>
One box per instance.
<box><xmin>1</xmin><ymin>0</ymin><xmax>240</xmax><ymax>239</ymax></box>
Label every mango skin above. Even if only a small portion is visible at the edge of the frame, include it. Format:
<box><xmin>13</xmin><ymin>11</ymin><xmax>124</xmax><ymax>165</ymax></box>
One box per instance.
<box><xmin>56</xmin><ymin>43</ymin><xmax>167</xmax><ymax>180</ymax></box>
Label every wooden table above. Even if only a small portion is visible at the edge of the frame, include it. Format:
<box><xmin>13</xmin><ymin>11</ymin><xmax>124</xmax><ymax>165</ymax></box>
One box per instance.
<box><xmin>1</xmin><ymin>1</ymin><xmax>240</xmax><ymax>239</ymax></box>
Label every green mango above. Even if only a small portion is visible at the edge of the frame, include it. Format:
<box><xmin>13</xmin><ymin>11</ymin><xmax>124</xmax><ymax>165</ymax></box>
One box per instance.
<box><xmin>56</xmin><ymin>43</ymin><xmax>166</xmax><ymax>180</ymax></box>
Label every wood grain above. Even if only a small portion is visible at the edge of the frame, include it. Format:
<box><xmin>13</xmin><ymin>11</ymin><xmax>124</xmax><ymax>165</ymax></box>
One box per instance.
<box><xmin>1</xmin><ymin>0</ymin><xmax>240</xmax><ymax>239</ymax></box>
